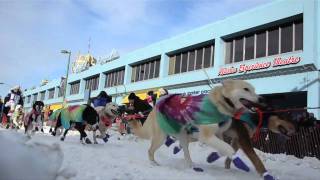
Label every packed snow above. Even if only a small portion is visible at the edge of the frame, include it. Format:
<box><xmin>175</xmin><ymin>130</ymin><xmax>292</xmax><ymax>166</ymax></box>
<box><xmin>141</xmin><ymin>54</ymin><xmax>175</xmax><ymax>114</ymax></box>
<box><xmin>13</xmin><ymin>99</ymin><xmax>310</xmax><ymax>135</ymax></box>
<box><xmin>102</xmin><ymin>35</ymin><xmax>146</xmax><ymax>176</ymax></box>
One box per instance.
<box><xmin>1</xmin><ymin>127</ymin><xmax>320</xmax><ymax>180</ymax></box>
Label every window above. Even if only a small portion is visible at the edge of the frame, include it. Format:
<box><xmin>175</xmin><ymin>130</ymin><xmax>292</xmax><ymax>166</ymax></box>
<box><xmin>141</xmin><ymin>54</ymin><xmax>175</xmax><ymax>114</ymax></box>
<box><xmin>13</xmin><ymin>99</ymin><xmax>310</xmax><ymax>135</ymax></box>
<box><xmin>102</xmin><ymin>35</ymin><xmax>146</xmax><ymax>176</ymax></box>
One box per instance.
<box><xmin>174</xmin><ymin>55</ymin><xmax>181</xmax><ymax>74</ymax></box>
<box><xmin>131</xmin><ymin>57</ymin><xmax>160</xmax><ymax>82</ymax></box>
<box><xmin>245</xmin><ymin>35</ymin><xmax>254</xmax><ymax>60</ymax></box>
<box><xmin>168</xmin><ymin>43</ymin><xmax>214</xmax><ymax>75</ymax></box>
<box><xmin>33</xmin><ymin>93</ymin><xmax>38</xmax><ymax>102</ymax></box>
<box><xmin>234</xmin><ymin>38</ymin><xmax>244</xmax><ymax>62</ymax></box>
<box><xmin>85</xmin><ymin>75</ymin><xmax>99</xmax><ymax>91</ymax></box>
<box><xmin>70</xmin><ymin>81</ymin><xmax>80</xmax><ymax>95</ymax></box>
<box><xmin>40</xmin><ymin>91</ymin><xmax>45</xmax><ymax>101</ymax></box>
<box><xmin>195</xmin><ymin>48</ymin><xmax>203</xmax><ymax>70</ymax></box>
<box><xmin>181</xmin><ymin>52</ymin><xmax>188</xmax><ymax>73</ymax></box>
<box><xmin>225</xmin><ymin>41</ymin><xmax>233</xmax><ymax>64</ymax></box>
<box><xmin>268</xmin><ymin>28</ymin><xmax>279</xmax><ymax>56</ymax></box>
<box><xmin>225</xmin><ymin>18</ymin><xmax>303</xmax><ymax>63</ymax></box>
<box><xmin>281</xmin><ymin>24</ymin><xmax>293</xmax><ymax>53</ymax></box>
<box><xmin>256</xmin><ymin>32</ymin><xmax>266</xmax><ymax>58</ymax></box>
<box><xmin>105</xmin><ymin>68</ymin><xmax>125</xmax><ymax>88</ymax></box>
<box><xmin>188</xmin><ymin>51</ymin><xmax>195</xmax><ymax>71</ymax></box>
<box><xmin>58</xmin><ymin>87</ymin><xmax>64</xmax><ymax>97</ymax></box>
<box><xmin>48</xmin><ymin>88</ymin><xmax>55</xmax><ymax>99</ymax></box>
<box><xmin>203</xmin><ymin>46</ymin><xmax>212</xmax><ymax>68</ymax></box>
<box><xmin>295</xmin><ymin>20</ymin><xmax>303</xmax><ymax>51</ymax></box>
<box><xmin>27</xmin><ymin>96</ymin><xmax>31</xmax><ymax>103</ymax></box>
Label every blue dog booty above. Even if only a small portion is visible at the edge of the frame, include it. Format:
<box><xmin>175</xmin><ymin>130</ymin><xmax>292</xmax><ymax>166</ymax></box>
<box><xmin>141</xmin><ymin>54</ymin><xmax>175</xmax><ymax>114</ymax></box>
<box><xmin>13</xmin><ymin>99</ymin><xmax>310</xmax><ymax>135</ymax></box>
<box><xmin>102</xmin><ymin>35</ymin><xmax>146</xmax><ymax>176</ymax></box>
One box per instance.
<box><xmin>193</xmin><ymin>167</ymin><xmax>204</xmax><ymax>172</ymax></box>
<box><xmin>173</xmin><ymin>146</ymin><xmax>181</xmax><ymax>154</ymax></box>
<box><xmin>232</xmin><ymin>156</ymin><xmax>250</xmax><ymax>172</ymax></box>
<box><xmin>165</xmin><ymin>136</ymin><xmax>175</xmax><ymax>147</ymax></box>
<box><xmin>103</xmin><ymin>136</ymin><xmax>109</xmax><ymax>143</ymax></box>
<box><xmin>207</xmin><ymin>152</ymin><xmax>220</xmax><ymax>163</ymax></box>
<box><xmin>105</xmin><ymin>133</ymin><xmax>110</xmax><ymax>139</ymax></box>
<box><xmin>263</xmin><ymin>172</ymin><xmax>275</xmax><ymax>180</ymax></box>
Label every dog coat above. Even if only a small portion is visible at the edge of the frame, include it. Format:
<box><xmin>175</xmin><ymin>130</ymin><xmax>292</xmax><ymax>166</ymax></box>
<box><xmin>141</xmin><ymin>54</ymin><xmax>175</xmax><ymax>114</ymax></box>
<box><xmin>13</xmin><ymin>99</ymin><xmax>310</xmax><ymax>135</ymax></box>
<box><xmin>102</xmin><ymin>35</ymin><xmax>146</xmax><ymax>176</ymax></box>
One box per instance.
<box><xmin>58</xmin><ymin>105</ymin><xmax>87</xmax><ymax>129</ymax></box>
<box><xmin>156</xmin><ymin>94</ymin><xmax>232</xmax><ymax>134</ymax></box>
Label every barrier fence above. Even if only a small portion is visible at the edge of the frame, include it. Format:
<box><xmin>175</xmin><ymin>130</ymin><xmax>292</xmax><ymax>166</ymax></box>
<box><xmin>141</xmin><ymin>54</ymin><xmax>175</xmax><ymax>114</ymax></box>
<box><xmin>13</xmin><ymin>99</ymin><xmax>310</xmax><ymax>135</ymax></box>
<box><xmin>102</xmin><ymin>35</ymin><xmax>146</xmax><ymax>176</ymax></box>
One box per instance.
<box><xmin>253</xmin><ymin>127</ymin><xmax>320</xmax><ymax>160</ymax></box>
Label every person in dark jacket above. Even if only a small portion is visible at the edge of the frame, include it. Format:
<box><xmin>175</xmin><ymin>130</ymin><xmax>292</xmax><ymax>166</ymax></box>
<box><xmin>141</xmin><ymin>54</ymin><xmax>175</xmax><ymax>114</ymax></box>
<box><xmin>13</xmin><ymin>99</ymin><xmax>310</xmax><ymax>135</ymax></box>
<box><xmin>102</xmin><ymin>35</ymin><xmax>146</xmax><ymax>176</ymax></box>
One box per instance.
<box><xmin>146</xmin><ymin>91</ymin><xmax>157</xmax><ymax>107</ymax></box>
<box><xmin>128</xmin><ymin>92</ymin><xmax>152</xmax><ymax>125</ymax></box>
<box><xmin>93</xmin><ymin>91</ymin><xmax>112</xmax><ymax>108</ymax></box>
<box><xmin>3</xmin><ymin>86</ymin><xmax>24</xmax><ymax>128</ymax></box>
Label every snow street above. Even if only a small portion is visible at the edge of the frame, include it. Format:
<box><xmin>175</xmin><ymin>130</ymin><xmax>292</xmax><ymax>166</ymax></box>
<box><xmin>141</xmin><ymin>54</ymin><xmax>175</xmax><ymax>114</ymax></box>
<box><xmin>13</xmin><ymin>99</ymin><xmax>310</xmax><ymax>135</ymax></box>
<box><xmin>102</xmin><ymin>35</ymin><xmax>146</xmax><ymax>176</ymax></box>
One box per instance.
<box><xmin>1</xmin><ymin>127</ymin><xmax>320</xmax><ymax>180</ymax></box>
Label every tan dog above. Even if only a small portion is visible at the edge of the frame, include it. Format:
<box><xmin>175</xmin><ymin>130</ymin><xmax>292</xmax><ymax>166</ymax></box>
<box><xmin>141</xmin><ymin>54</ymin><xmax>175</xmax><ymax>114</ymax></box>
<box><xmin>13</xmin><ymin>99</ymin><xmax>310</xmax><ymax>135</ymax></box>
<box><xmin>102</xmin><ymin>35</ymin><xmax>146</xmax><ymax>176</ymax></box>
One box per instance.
<box><xmin>127</xmin><ymin>80</ymin><xmax>264</xmax><ymax>170</ymax></box>
<box><xmin>12</xmin><ymin>105</ymin><xmax>24</xmax><ymax>128</ymax></box>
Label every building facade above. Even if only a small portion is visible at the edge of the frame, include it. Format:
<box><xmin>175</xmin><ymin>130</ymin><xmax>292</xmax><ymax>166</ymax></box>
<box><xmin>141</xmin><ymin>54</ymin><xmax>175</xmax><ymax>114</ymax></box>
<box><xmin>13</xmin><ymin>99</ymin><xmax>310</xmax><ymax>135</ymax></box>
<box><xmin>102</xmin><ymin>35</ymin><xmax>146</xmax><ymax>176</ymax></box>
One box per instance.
<box><xmin>23</xmin><ymin>0</ymin><xmax>320</xmax><ymax>118</ymax></box>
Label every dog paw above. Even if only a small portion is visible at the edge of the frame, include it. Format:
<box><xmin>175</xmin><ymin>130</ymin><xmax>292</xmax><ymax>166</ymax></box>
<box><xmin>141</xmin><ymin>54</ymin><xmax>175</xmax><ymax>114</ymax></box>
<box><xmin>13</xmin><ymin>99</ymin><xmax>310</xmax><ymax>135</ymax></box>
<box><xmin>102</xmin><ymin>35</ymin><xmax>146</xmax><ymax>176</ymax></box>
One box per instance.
<box><xmin>35</xmin><ymin>127</ymin><xmax>39</xmax><ymax>131</ymax></box>
<box><xmin>52</xmin><ymin>132</ymin><xmax>56</xmax><ymax>136</ymax></box>
<box><xmin>207</xmin><ymin>152</ymin><xmax>220</xmax><ymax>163</ymax></box>
<box><xmin>150</xmin><ymin>161</ymin><xmax>160</xmax><ymax>166</ymax></box>
<box><xmin>94</xmin><ymin>141</ymin><xmax>98</xmax><ymax>144</ymax></box>
<box><xmin>232</xmin><ymin>157</ymin><xmax>250</xmax><ymax>172</ymax></box>
<box><xmin>193</xmin><ymin>167</ymin><xmax>204</xmax><ymax>172</ymax></box>
<box><xmin>41</xmin><ymin>129</ymin><xmax>44</xmax><ymax>133</ymax></box>
<box><xmin>60</xmin><ymin>137</ymin><xmax>65</xmax><ymax>141</ymax></box>
<box><xmin>173</xmin><ymin>146</ymin><xmax>181</xmax><ymax>154</ymax></box>
<box><xmin>105</xmin><ymin>133</ymin><xmax>110</xmax><ymax>139</ymax></box>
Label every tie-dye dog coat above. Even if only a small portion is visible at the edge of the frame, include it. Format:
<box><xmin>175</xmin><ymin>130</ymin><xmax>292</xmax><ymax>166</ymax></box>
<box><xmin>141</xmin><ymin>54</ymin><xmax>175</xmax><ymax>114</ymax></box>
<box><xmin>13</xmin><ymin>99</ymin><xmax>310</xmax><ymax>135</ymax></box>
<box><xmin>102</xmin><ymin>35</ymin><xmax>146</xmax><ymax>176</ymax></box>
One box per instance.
<box><xmin>156</xmin><ymin>94</ymin><xmax>252</xmax><ymax>135</ymax></box>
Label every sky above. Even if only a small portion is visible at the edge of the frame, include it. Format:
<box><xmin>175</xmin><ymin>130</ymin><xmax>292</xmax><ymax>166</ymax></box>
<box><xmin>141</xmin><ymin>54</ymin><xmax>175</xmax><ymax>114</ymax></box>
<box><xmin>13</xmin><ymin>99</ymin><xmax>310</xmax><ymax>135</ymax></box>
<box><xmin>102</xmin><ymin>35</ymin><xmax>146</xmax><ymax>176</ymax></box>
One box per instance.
<box><xmin>0</xmin><ymin>0</ymin><xmax>272</xmax><ymax>98</ymax></box>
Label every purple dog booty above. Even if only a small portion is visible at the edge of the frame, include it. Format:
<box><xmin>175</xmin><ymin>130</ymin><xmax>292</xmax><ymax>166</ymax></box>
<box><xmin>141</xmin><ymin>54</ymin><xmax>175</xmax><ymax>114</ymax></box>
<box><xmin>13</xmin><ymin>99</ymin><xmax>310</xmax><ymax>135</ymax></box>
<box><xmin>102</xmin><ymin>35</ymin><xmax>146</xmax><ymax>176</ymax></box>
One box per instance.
<box><xmin>103</xmin><ymin>136</ymin><xmax>109</xmax><ymax>143</ymax></box>
<box><xmin>207</xmin><ymin>152</ymin><xmax>220</xmax><ymax>163</ymax></box>
<box><xmin>165</xmin><ymin>136</ymin><xmax>175</xmax><ymax>147</ymax></box>
<box><xmin>232</xmin><ymin>157</ymin><xmax>250</xmax><ymax>172</ymax></box>
<box><xmin>263</xmin><ymin>172</ymin><xmax>275</xmax><ymax>180</ymax></box>
<box><xmin>173</xmin><ymin>146</ymin><xmax>181</xmax><ymax>154</ymax></box>
<box><xmin>193</xmin><ymin>167</ymin><xmax>204</xmax><ymax>172</ymax></box>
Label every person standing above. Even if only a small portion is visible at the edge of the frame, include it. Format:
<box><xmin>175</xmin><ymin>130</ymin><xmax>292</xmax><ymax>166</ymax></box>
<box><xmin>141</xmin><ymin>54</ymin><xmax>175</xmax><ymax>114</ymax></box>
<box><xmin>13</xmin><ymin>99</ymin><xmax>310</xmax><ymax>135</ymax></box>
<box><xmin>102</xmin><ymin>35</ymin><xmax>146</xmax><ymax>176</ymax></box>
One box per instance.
<box><xmin>3</xmin><ymin>86</ymin><xmax>24</xmax><ymax>128</ymax></box>
<box><xmin>128</xmin><ymin>92</ymin><xmax>152</xmax><ymax>125</ymax></box>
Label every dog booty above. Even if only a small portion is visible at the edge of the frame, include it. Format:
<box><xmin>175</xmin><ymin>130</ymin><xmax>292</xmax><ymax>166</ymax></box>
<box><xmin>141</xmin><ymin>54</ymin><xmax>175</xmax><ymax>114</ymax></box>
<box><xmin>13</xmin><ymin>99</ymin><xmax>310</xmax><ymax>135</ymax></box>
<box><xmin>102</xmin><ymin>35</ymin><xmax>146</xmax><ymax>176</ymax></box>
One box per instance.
<box><xmin>35</xmin><ymin>127</ymin><xmax>39</xmax><ymax>131</ymax></box>
<box><xmin>49</xmin><ymin>128</ymin><xmax>52</xmax><ymax>133</ymax></box>
<box><xmin>232</xmin><ymin>156</ymin><xmax>250</xmax><ymax>172</ymax></box>
<box><xmin>165</xmin><ymin>136</ymin><xmax>175</xmax><ymax>147</ymax></box>
<box><xmin>193</xmin><ymin>167</ymin><xmax>204</xmax><ymax>172</ymax></box>
<box><xmin>103</xmin><ymin>136</ymin><xmax>109</xmax><ymax>143</ymax></box>
<box><xmin>173</xmin><ymin>146</ymin><xmax>181</xmax><ymax>154</ymax></box>
<box><xmin>263</xmin><ymin>172</ymin><xmax>275</xmax><ymax>180</ymax></box>
<box><xmin>105</xmin><ymin>133</ymin><xmax>110</xmax><ymax>139</ymax></box>
<box><xmin>207</xmin><ymin>152</ymin><xmax>220</xmax><ymax>163</ymax></box>
<box><xmin>85</xmin><ymin>138</ymin><xmax>92</xmax><ymax>144</ymax></box>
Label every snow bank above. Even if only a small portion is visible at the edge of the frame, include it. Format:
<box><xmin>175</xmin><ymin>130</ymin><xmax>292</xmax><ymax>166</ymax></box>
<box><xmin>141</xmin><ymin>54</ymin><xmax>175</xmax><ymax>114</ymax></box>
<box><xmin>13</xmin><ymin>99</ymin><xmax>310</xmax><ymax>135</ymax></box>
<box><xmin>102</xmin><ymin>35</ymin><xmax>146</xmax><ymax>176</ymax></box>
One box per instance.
<box><xmin>0</xmin><ymin>129</ymin><xmax>75</xmax><ymax>180</ymax></box>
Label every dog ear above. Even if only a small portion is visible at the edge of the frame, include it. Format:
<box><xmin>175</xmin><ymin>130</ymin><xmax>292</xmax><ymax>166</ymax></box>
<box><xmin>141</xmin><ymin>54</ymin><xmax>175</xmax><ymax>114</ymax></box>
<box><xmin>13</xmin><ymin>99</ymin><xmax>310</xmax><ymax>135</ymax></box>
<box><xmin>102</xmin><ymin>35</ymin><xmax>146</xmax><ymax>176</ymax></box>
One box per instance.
<box><xmin>221</xmin><ymin>79</ymin><xmax>234</xmax><ymax>87</ymax></box>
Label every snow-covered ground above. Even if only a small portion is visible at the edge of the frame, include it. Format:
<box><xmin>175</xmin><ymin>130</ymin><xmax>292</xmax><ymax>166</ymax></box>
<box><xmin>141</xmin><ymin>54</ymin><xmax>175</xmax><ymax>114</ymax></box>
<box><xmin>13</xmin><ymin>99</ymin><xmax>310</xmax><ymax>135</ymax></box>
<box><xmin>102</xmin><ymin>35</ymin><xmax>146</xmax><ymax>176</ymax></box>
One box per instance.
<box><xmin>1</xmin><ymin>127</ymin><xmax>320</xmax><ymax>180</ymax></box>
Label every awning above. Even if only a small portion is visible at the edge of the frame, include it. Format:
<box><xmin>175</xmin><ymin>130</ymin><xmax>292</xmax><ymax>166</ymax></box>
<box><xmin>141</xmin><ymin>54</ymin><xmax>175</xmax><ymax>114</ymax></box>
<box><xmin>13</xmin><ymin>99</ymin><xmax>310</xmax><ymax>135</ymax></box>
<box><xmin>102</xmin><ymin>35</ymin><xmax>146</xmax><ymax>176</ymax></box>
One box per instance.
<box><xmin>49</xmin><ymin>103</ymin><xmax>63</xmax><ymax>111</ymax></box>
<box><xmin>121</xmin><ymin>90</ymin><xmax>161</xmax><ymax>104</ymax></box>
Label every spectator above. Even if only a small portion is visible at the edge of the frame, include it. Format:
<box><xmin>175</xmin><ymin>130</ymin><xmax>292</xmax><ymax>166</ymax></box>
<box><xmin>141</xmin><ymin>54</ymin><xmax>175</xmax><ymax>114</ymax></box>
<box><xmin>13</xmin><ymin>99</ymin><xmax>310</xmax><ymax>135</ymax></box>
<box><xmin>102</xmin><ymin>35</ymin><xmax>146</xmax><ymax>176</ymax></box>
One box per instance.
<box><xmin>128</xmin><ymin>92</ymin><xmax>152</xmax><ymax>125</ymax></box>
<box><xmin>92</xmin><ymin>91</ymin><xmax>112</xmax><ymax>108</ymax></box>
<box><xmin>158</xmin><ymin>88</ymin><xmax>169</xmax><ymax>97</ymax></box>
<box><xmin>146</xmin><ymin>91</ymin><xmax>157</xmax><ymax>107</ymax></box>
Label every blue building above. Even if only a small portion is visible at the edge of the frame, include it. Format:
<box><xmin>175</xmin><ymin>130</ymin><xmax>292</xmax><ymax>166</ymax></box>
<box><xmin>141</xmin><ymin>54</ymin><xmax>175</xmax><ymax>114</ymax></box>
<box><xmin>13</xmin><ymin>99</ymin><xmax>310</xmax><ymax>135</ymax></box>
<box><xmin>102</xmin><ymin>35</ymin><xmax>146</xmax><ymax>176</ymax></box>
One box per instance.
<box><xmin>23</xmin><ymin>0</ymin><xmax>320</xmax><ymax>118</ymax></box>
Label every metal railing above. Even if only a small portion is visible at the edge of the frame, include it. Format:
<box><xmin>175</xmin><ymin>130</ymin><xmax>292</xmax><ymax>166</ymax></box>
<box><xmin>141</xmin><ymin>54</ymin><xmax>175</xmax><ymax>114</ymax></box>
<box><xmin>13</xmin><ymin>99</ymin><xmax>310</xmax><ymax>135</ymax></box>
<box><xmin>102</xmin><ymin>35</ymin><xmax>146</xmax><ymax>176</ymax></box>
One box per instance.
<box><xmin>253</xmin><ymin>127</ymin><xmax>320</xmax><ymax>159</ymax></box>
